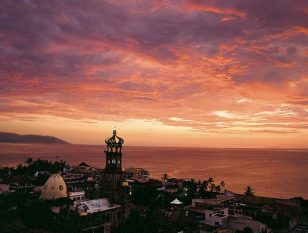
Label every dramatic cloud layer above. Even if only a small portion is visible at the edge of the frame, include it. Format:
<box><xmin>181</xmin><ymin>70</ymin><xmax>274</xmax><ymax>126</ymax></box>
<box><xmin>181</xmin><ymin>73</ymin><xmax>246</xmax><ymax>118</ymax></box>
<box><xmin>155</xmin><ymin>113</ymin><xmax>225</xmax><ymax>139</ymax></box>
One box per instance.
<box><xmin>1</xmin><ymin>0</ymin><xmax>308</xmax><ymax>147</ymax></box>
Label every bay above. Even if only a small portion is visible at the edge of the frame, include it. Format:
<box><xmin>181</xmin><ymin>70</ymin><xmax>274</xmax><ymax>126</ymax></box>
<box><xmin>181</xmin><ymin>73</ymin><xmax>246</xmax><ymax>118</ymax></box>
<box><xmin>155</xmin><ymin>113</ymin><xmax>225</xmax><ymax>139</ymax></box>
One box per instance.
<box><xmin>0</xmin><ymin>143</ymin><xmax>307</xmax><ymax>199</ymax></box>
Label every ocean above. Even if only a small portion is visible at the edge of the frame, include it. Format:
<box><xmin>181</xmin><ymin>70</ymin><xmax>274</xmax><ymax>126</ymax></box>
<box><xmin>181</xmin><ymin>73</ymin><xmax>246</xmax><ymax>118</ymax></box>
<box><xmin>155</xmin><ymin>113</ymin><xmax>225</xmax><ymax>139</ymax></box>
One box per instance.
<box><xmin>0</xmin><ymin>143</ymin><xmax>307</xmax><ymax>199</ymax></box>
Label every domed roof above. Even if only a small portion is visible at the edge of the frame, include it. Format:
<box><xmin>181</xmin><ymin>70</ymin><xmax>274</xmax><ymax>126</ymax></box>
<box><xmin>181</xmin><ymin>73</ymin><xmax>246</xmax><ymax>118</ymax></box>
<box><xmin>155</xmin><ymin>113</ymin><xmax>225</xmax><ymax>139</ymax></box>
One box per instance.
<box><xmin>40</xmin><ymin>173</ymin><xmax>67</xmax><ymax>200</ymax></box>
<box><xmin>105</xmin><ymin>130</ymin><xmax>124</xmax><ymax>148</ymax></box>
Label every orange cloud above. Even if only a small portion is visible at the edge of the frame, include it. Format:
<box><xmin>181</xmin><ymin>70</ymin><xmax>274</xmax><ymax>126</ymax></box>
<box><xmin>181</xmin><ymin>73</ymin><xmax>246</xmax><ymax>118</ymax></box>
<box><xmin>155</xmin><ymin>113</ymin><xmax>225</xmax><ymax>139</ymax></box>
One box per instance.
<box><xmin>0</xmin><ymin>0</ymin><xmax>308</xmax><ymax>147</ymax></box>
<box><xmin>183</xmin><ymin>3</ymin><xmax>246</xmax><ymax>19</ymax></box>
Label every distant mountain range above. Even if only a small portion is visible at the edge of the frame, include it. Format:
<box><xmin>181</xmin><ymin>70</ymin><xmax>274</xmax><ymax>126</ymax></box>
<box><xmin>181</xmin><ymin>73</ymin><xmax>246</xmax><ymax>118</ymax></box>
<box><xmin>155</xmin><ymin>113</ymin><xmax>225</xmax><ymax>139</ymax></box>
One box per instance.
<box><xmin>0</xmin><ymin>132</ymin><xmax>69</xmax><ymax>144</ymax></box>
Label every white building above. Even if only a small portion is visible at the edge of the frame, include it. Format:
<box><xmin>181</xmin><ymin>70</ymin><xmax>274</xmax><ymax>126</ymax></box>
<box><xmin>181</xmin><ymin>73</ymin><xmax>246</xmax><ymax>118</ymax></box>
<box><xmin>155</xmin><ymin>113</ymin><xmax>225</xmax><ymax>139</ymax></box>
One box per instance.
<box><xmin>192</xmin><ymin>191</ymin><xmax>235</xmax><ymax>209</ymax></box>
<box><xmin>69</xmin><ymin>191</ymin><xmax>85</xmax><ymax>202</ymax></box>
<box><xmin>227</xmin><ymin>214</ymin><xmax>269</xmax><ymax>233</ymax></box>
<box><xmin>203</xmin><ymin>207</ymin><xmax>229</xmax><ymax>227</ymax></box>
<box><xmin>123</xmin><ymin>167</ymin><xmax>150</xmax><ymax>180</ymax></box>
<box><xmin>74</xmin><ymin>198</ymin><xmax>123</xmax><ymax>232</ymax></box>
<box><xmin>200</xmin><ymin>207</ymin><xmax>270</xmax><ymax>233</ymax></box>
<box><xmin>75</xmin><ymin>198</ymin><xmax>120</xmax><ymax>214</ymax></box>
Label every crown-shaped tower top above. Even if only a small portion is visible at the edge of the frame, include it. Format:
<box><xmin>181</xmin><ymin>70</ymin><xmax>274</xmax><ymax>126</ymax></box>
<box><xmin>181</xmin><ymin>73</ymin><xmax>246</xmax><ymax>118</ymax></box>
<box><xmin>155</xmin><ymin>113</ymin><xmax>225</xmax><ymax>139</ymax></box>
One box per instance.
<box><xmin>105</xmin><ymin>130</ymin><xmax>124</xmax><ymax>152</ymax></box>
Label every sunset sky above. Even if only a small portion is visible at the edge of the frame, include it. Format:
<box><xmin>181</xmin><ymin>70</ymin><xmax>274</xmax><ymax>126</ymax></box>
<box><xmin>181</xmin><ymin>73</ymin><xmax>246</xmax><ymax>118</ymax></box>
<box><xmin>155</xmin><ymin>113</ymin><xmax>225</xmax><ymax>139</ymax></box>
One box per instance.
<box><xmin>1</xmin><ymin>0</ymin><xmax>308</xmax><ymax>147</ymax></box>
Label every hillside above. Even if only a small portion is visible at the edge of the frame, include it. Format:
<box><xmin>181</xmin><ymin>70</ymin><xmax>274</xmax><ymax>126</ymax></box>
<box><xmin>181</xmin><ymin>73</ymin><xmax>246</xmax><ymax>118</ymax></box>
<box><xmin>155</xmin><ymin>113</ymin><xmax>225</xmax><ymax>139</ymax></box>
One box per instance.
<box><xmin>0</xmin><ymin>132</ymin><xmax>69</xmax><ymax>144</ymax></box>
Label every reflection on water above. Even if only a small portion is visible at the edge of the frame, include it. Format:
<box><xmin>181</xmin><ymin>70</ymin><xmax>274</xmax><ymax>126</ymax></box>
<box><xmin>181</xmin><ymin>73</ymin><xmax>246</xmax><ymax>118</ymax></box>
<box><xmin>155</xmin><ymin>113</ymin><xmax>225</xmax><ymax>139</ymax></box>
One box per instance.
<box><xmin>0</xmin><ymin>143</ymin><xmax>307</xmax><ymax>199</ymax></box>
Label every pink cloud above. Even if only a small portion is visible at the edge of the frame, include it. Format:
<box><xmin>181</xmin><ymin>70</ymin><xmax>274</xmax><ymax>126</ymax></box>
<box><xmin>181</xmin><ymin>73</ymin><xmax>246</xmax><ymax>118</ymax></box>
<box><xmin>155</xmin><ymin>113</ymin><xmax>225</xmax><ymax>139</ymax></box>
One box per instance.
<box><xmin>0</xmin><ymin>0</ymin><xmax>308</xmax><ymax>146</ymax></box>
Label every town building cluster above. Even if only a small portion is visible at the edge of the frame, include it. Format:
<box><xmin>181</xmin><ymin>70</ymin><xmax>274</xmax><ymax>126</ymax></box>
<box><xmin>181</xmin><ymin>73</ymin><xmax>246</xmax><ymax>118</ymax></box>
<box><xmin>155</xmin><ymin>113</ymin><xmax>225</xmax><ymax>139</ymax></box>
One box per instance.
<box><xmin>0</xmin><ymin>130</ymin><xmax>307</xmax><ymax>233</ymax></box>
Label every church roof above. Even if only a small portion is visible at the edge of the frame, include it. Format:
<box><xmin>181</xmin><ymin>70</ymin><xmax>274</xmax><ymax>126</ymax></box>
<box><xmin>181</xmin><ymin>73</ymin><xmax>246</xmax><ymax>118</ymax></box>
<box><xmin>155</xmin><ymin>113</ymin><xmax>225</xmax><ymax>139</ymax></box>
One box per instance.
<box><xmin>40</xmin><ymin>173</ymin><xmax>67</xmax><ymax>200</ymax></box>
<box><xmin>105</xmin><ymin>130</ymin><xmax>124</xmax><ymax>148</ymax></box>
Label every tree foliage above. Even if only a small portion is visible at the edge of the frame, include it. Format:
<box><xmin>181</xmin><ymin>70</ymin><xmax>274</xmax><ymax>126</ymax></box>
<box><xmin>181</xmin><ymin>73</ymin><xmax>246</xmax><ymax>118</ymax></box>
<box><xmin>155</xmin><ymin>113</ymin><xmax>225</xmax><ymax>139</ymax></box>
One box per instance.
<box><xmin>244</xmin><ymin>186</ymin><xmax>255</xmax><ymax>196</ymax></box>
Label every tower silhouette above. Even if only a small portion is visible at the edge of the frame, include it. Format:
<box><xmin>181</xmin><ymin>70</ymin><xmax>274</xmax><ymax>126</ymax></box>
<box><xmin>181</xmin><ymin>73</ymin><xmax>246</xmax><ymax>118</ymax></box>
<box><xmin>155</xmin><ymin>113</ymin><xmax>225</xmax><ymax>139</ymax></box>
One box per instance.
<box><xmin>102</xmin><ymin>130</ymin><xmax>124</xmax><ymax>201</ymax></box>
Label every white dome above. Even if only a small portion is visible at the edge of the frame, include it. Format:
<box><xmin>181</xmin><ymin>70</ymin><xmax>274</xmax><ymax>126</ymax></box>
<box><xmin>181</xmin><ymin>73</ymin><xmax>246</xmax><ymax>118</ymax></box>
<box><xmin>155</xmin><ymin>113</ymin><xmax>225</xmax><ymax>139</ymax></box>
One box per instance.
<box><xmin>40</xmin><ymin>173</ymin><xmax>67</xmax><ymax>200</ymax></box>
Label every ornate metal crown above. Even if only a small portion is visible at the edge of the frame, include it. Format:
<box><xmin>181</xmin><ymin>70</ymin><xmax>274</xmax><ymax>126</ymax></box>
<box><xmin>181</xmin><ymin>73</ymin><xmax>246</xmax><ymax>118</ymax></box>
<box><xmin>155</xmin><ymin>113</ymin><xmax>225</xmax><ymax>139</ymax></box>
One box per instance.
<box><xmin>105</xmin><ymin>130</ymin><xmax>124</xmax><ymax>149</ymax></box>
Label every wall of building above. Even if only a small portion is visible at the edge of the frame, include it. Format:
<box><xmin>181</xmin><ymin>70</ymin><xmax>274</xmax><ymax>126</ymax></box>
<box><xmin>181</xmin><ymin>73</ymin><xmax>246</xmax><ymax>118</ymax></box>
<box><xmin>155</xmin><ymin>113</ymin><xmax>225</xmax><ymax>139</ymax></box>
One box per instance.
<box><xmin>227</xmin><ymin>215</ymin><xmax>268</xmax><ymax>233</ymax></box>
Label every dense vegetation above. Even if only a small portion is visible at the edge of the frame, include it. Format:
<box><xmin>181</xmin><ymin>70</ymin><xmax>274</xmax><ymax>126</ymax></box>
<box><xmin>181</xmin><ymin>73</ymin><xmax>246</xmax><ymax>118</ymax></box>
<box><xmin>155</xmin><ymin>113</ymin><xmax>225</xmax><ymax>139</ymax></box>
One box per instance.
<box><xmin>0</xmin><ymin>158</ymin><xmax>67</xmax><ymax>186</ymax></box>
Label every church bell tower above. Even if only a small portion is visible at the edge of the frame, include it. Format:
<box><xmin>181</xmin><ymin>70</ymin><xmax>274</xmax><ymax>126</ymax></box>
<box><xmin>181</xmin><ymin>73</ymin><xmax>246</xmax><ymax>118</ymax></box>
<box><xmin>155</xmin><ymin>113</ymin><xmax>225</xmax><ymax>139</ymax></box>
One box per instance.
<box><xmin>102</xmin><ymin>129</ymin><xmax>124</xmax><ymax>200</ymax></box>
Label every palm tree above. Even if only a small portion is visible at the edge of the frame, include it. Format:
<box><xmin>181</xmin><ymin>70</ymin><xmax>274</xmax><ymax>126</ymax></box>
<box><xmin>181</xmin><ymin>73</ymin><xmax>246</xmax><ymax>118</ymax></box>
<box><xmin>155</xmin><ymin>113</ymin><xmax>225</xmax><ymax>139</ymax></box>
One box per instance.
<box><xmin>215</xmin><ymin>185</ymin><xmax>222</xmax><ymax>193</ymax></box>
<box><xmin>244</xmin><ymin>186</ymin><xmax>255</xmax><ymax>196</ymax></box>
<box><xmin>198</xmin><ymin>184</ymin><xmax>207</xmax><ymax>198</ymax></box>
<box><xmin>220</xmin><ymin>181</ymin><xmax>226</xmax><ymax>193</ymax></box>
<box><xmin>207</xmin><ymin>177</ymin><xmax>214</xmax><ymax>191</ymax></box>
<box><xmin>207</xmin><ymin>183</ymin><xmax>214</xmax><ymax>192</ymax></box>
<box><xmin>59</xmin><ymin>160</ymin><xmax>66</xmax><ymax>171</ymax></box>
<box><xmin>202</xmin><ymin>180</ymin><xmax>208</xmax><ymax>191</ymax></box>
<box><xmin>162</xmin><ymin>173</ymin><xmax>169</xmax><ymax>182</ymax></box>
<box><xmin>25</xmin><ymin>157</ymin><xmax>33</xmax><ymax>164</ymax></box>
